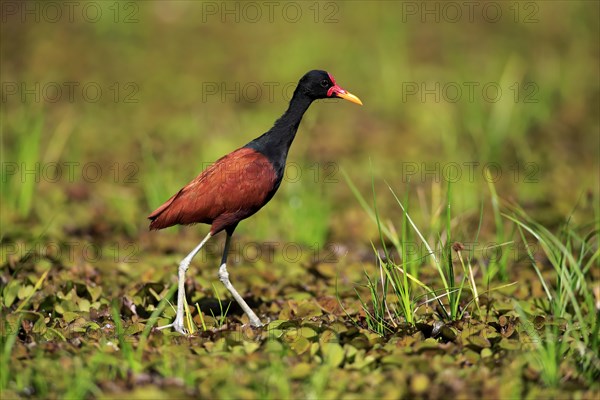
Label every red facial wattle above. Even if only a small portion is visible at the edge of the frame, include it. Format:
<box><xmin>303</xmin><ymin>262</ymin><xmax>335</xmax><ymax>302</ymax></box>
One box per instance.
<box><xmin>326</xmin><ymin>73</ymin><xmax>363</xmax><ymax>105</ymax></box>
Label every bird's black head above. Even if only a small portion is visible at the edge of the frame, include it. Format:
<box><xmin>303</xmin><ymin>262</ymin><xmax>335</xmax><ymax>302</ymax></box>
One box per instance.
<box><xmin>297</xmin><ymin>70</ymin><xmax>362</xmax><ymax>105</ymax></box>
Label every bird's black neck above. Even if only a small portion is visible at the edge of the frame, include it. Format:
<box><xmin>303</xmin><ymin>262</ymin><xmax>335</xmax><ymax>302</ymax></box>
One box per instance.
<box><xmin>244</xmin><ymin>88</ymin><xmax>313</xmax><ymax>179</ymax></box>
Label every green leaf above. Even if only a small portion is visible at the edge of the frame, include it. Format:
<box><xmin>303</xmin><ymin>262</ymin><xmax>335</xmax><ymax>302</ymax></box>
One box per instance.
<box><xmin>17</xmin><ymin>285</ymin><xmax>35</xmax><ymax>300</ymax></box>
<box><xmin>321</xmin><ymin>342</ymin><xmax>345</xmax><ymax>367</ymax></box>
<box><xmin>290</xmin><ymin>363</ymin><xmax>313</xmax><ymax>379</ymax></box>
<box><xmin>87</xmin><ymin>286</ymin><xmax>103</xmax><ymax>302</ymax></box>
<box><xmin>3</xmin><ymin>280</ymin><xmax>20</xmax><ymax>307</ymax></box>
<box><xmin>468</xmin><ymin>335</ymin><xmax>491</xmax><ymax>350</ymax></box>
<box><xmin>289</xmin><ymin>337</ymin><xmax>311</xmax><ymax>355</ymax></box>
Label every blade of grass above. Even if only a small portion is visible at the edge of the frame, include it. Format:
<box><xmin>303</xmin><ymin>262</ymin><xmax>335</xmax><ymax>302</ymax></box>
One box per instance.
<box><xmin>504</xmin><ymin>212</ymin><xmax>589</xmax><ymax>340</ymax></box>
<box><xmin>388</xmin><ymin>185</ymin><xmax>446</xmax><ymax>288</ymax></box>
<box><xmin>341</xmin><ymin>168</ymin><xmax>395</xmax><ymax>241</ymax></box>
<box><xmin>111</xmin><ymin>301</ymin><xmax>140</xmax><ymax>373</ymax></box>
<box><xmin>15</xmin><ymin>268</ymin><xmax>50</xmax><ymax>313</ymax></box>
<box><xmin>196</xmin><ymin>303</ymin><xmax>207</xmax><ymax>331</ymax></box>
<box><xmin>0</xmin><ymin>314</ymin><xmax>22</xmax><ymax>391</ymax></box>
<box><xmin>136</xmin><ymin>283</ymin><xmax>178</xmax><ymax>362</ymax></box>
<box><xmin>485</xmin><ymin>168</ymin><xmax>509</xmax><ymax>280</ymax></box>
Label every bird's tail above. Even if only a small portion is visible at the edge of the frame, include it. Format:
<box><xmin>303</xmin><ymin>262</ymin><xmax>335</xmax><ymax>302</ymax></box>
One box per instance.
<box><xmin>148</xmin><ymin>192</ymin><xmax>179</xmax><ymax>230</ymax></box>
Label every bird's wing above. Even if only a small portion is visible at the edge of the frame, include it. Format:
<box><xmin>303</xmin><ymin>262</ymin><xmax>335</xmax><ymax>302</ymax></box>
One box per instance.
<box><xmin>148</xmin><ymin>147</ymin><xmax>277</xmax><ymax>230</ymax></box>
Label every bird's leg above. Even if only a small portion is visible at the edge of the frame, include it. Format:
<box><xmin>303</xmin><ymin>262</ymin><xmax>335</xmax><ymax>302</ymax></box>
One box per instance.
<box><xmin>158</xmin><ymin>231</ymin><xmax>212</xmax><ymax>334</ymax></box>
<box><xmin>218</xmin><ymin>233</ymin><xmax>263</xmax><ymax>327</ymax></box>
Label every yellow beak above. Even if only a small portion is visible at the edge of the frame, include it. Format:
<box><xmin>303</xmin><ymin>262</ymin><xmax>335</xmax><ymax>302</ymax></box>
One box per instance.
<box><xmin>336</xmin><ymin>90</ymin><xmax>363</xmax><ymax>106</ymax></box>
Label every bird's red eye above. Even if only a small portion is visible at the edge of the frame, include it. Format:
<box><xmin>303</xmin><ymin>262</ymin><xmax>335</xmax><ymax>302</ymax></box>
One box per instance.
<box><xmin>320</xmin><ymin>79</ymin><xmax>329</xmax><ymax>88</ymax></box>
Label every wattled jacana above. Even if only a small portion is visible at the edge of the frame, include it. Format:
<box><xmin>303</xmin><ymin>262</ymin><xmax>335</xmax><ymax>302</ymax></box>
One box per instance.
<box><xmin>149</xmin><ymin>70</ymin><xmax>362</xmax><ymax>334</ymax></box>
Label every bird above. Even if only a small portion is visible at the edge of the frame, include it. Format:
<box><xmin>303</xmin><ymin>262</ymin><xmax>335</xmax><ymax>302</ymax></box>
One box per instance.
<box><xmin>149</xmin><ymin>70</ymin><xmax>362</xmax><ymax>334</ymax></box>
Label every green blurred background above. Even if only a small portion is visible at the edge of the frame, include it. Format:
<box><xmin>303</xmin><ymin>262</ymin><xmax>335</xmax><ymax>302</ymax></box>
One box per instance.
<box><xmin>2</xmin><ymin>3</ymin><xmax>599</xmax><ymax>397</ymax></box>
<box><xmin>2</xmin><ymin>0</ymin><xmax>598</xmax><ymax>247</ymax></box>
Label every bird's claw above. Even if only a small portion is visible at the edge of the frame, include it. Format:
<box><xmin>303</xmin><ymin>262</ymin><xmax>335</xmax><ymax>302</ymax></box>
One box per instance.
<box><xmin>172</xmin><ymin>318</ymin><xmax>189</xmax><ymax>335</ymax></box>
<box><xmin>246</xmin><ymin>315</ymin><xmax>269</xmax><ymax>328</ymax></box>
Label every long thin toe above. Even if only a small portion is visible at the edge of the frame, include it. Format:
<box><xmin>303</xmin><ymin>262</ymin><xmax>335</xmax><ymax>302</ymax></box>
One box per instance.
<box><xmin>172</xmin><ymin>319</ymin><xmax>189</xmax><ymax>335</ymax></box>
<box><xmin>156</xmin><ymin>321</ymin><xmax>188</xmax><ymax>335</ymax></box>
<box><xmin>174</xmin><ymin>326</ymin><xmax>188</xmax><ymax>335</ymax></box>
<box><xmin>156</xmin><ymin>323</ymin><xmax>174</xmax><ymax>331</ymax></box>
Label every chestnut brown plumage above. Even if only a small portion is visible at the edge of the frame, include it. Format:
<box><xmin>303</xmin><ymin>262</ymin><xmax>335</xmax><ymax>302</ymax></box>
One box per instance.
<box><xmin>150</xmin><ymin>70</ymin><xmax>362</xmax><ymax>334</ymax></box>
<box><xmin>149</xmin><ymin>148</ymin><xmax>276</xmax><ymax>234</ymax></box>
